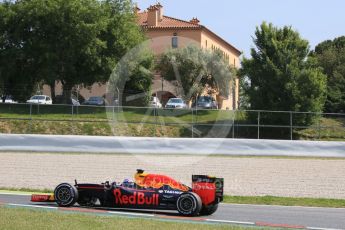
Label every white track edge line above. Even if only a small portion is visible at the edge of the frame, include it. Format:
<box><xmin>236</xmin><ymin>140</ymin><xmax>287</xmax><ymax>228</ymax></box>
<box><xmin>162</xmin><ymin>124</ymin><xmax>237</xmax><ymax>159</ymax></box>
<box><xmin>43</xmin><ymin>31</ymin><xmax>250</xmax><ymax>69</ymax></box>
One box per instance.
<box><xmin>7</xmin><ymin>203</ymin><xmax>57</xmax><ymax>209</ymax></box>
<box><xmin>108</xmin><ymin>211</ymin><xmax>155</xmax><ymax>217</ymax></box>
<box><xmin>306</xmin><ymin>227</ymin><xmax>343</xmax><ymax>230</ymax></box>
<box><xmin>0</xmin><ymin>192</ymin><xmax>31</xmax><ymax>196</ymax></box>
<box><xmin>206</xmin><ymin>219</ymin><xmax>255</xmax><ymax>225</ymax></box>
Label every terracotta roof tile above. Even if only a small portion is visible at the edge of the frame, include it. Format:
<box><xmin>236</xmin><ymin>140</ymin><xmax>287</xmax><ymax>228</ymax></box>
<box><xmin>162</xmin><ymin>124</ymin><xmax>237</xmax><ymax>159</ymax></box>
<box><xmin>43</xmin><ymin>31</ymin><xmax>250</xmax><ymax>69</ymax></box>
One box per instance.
<box><xmin>138</xmin><ymin>12</ymin><xmax>201</xmax><ymax>29</ymax></box>
<box><xmin>137</xmin><ymin>10</ymin><xmax>241</xmax><ymax>55</ymax></box>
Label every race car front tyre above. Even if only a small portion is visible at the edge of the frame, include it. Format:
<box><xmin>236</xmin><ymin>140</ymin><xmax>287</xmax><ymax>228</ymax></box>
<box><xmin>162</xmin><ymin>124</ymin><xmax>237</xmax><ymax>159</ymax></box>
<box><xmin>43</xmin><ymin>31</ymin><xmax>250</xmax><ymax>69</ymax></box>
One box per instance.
<box><xmin>200</xmin><ymin>204</ymin><xmax>218</xmax><ymax>215</ymax></box>
<box><xmin>54</xmin><ymin>183</ymin><xmax>78</xmax><ymax>207</ymax></box>
<box><xmin>176</xmin><ymin>192</ymin><xmax>202</xmax><ymax>216</ymax></box>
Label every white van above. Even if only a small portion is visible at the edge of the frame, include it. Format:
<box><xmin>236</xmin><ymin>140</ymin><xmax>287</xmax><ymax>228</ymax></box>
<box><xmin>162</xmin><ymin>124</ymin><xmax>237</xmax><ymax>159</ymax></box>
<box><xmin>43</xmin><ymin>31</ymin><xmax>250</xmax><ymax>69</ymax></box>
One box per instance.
<box><xmin>26</xmin><ymin>95</ymin><xmax>53</xmax><ymax>104</ymax></box>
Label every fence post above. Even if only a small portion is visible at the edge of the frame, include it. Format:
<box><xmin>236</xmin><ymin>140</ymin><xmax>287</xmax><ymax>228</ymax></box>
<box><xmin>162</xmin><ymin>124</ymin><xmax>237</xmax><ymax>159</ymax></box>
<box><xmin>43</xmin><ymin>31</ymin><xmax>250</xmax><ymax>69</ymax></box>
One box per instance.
<box><xmin>154</xmin><ymin>106</ymin><xmax>157</xmax><ymax>137</ymax></box>
<box><xmin>290</xmin><ymin>111</ymin><xmax>293</xmax><ymax>140</ymax></box>
<box><xmin>195</xmin><ymin>107</ymin><xmax>198</xmax><ymax>137</ymax></box>
<box><xmin>318</xmin><ymin>114</ymin><xmax>321</xmax><ymax>140</ymax></box>
<box><xmin>112</xmin><ymin>106</ymin><xmax>115</xmax><ymax>134</ymax></box>
<box><xmin>257</xmin><ymin>111</ymin><xmax>260</xmax><ymax>139</ymax></box>
<box><xmin>191</xmin><ymin>108</ymin><xmax>194</xmax><ymax>138</ymax></box>
<box><xmin>29</xmin><ymin>103</ymin><xmax>32</xmax><ymax>133</ymax></box>
<box><xmin>232</xmin><ymin>110</ymin><xmax>235</xmax><ymax>139</ymax></box>
<box><xmin>71</xmin><ymin>105</ymin><xmax>74</xmax><ymax>135</ymax></box>
<box><xmin>112</xmin><ymin>105</ymin><xmax>114</xmax><ymax>121</ymax></box>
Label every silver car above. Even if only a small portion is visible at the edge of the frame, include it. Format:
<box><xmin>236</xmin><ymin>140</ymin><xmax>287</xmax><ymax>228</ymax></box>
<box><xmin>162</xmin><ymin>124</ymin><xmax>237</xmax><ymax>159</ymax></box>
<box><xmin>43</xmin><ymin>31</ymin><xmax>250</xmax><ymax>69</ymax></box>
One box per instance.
<box><xmin>165</xmin><ymin>98</ymin><xmax>187</xmax><ymax>109</ymax></box>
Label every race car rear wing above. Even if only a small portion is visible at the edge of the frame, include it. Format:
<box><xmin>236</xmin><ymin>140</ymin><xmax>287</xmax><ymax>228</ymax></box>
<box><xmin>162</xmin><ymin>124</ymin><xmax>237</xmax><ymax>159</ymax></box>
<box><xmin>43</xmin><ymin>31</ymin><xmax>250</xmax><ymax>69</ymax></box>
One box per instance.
<box><xmin>192</xmin><ymin>175</ymin><xmax>224</xmax><ymax>205</ymax></box>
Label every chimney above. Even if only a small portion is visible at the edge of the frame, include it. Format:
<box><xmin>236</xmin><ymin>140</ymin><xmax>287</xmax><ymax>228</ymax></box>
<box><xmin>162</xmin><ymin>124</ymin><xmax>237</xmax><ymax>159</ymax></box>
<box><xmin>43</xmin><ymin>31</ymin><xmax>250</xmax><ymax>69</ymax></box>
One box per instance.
<box><xmin>155</xmin><ymin>2</ymin><xmax>163</xmax><ymax>21</ymax></box>
<box><xmin>147</xmin><ymin>5</ymin><xmax>159</xmax><ymax>27</ymax></box>
<box><xmin>190</xmin><ymin>17</ymin><xmax>200</xmax><ymax>25</ymax></box>
<box><xmin>134</xmin><ymin>4</ymin><xmax>141</xmax><ymax>15</ymax></box>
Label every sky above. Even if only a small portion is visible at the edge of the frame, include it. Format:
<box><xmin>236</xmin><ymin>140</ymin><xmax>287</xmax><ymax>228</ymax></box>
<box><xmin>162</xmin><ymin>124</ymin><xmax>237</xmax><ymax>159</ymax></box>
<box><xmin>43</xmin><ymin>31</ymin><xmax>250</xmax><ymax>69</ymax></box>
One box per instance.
<box><xmin>137</xmin><ymin>0</ymin><xmax>344</xmax><ymax>57</ymax></box>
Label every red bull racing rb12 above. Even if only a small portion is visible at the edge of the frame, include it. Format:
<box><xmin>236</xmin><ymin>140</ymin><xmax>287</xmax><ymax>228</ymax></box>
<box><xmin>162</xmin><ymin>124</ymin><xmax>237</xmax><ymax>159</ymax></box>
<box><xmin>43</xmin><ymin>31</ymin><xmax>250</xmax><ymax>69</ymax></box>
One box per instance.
<box><xmin>31</xmin><ymin>169</ymin><xmax>224</xmax><ymax>216</ymax></box>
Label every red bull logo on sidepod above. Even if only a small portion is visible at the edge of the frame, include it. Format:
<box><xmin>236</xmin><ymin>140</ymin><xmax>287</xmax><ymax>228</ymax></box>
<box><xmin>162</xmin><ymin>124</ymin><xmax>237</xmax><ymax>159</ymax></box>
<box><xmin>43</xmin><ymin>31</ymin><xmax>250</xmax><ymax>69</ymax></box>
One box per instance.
<box><xmin>114</xmin><ymin>189</ymin><xmax>159</xmax><ymax>206</ymax></box>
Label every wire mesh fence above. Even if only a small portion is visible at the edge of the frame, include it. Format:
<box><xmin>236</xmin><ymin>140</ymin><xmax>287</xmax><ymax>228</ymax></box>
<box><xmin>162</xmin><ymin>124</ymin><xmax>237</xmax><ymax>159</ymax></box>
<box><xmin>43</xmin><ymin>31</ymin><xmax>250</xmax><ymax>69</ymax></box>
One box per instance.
<box><xmin>0</xmin><ymin>103</ymin><xmax>344</xmax><ymax>140</ymax></box>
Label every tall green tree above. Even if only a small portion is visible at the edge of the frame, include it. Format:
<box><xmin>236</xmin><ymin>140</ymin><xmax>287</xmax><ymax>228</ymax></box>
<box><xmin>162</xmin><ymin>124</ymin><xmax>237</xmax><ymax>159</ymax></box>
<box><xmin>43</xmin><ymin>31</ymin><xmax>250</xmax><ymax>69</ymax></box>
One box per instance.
<box><xmin>0</xmin><ymin>0</ymin><xmax>39</xmax><ymax>101</ymax></box>
<box><xmin>240</xmin><ymin>22</ymin><xmax>327</xmax><ymax>125</ymax></box>
<box><xmin>312</xmin><ymin>36</ymin><xmax>345</xmax><ymax>113</ymax></box>
<box><xmin>108</xmin><ymin>43</ymin><xmax>155</xmax><ymax>106</ymax></box>
<box><xmin>0</xmin><ymin>0</ymin><xmax>145</xmax><ymax>102</ymax></box>
<box><xmin>158</xmin><ymin>45</ymin><xmax>235</xmax><ymax>103</ymax></box>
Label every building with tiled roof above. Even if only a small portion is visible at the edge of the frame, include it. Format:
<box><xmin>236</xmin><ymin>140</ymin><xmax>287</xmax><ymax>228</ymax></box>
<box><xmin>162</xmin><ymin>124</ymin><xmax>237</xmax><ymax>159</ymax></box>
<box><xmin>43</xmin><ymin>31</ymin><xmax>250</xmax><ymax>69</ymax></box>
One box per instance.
<box><xmin>137</xmin><ymin>3</ymin><xmax>241</xmax><ymax>110</ymax></box>
<box><xmin>42</xmin><ymin>3</ymin><xmax>241</xmax><ymax>110</ymax></box>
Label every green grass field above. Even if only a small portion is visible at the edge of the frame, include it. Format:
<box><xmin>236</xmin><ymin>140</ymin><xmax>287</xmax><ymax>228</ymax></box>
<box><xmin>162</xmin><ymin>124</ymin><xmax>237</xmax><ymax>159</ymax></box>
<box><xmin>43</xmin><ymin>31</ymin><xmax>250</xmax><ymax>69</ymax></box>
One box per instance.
<box><xmin>223</xmin><ymin>195</ymin><xmax>345</xmax><ymax>208</ymax></box>
<box><xmin>1</xmin><ymin>103</ymin><xmax>345</xmax><ymax>139</ymax></box>
<box><xmin>296</xmin><ymin>116</ymin><xmax>345</xmax><ymax>141</ymax></box>
<box><xmin>0</xmin><ymin>103</ymin><xmax>243</xmax><ymax>137</ymax></box>
<box><xmin>0</xmin><ymin>207</ymin><xmax>256</xmax><ymax>230</ymax></box>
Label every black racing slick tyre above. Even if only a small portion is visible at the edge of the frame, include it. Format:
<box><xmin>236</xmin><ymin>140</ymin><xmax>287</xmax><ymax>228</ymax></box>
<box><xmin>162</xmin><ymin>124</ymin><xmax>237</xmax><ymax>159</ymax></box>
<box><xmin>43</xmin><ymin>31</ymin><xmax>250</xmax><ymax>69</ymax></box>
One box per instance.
<box><xmin>54</xmin><ymin>183</ymin><xmax>78</xmax><ymax>207</ymax></box>
<box><xmin>176</xmin><ymin>192</ymin><xmax>202</xmax><ymax>216</ymax></box>
<box><xmin>200</xmin><ymin>204</ymin><xmax>219</xmax><ymax>216</ymax></box>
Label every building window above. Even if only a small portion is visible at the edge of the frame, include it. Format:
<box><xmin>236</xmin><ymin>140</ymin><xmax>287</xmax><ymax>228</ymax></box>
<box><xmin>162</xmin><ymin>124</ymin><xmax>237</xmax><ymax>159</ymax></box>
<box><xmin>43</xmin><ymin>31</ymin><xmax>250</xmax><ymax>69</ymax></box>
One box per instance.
<box><xmin>205</xmin><ymin>40</ymin><xmax>208</xmax><ymax>48</ymax></box>
<box><xmin>172</xmin><ymin>36</ymin><xmax>178</xmax><ymax>48</ymax></box>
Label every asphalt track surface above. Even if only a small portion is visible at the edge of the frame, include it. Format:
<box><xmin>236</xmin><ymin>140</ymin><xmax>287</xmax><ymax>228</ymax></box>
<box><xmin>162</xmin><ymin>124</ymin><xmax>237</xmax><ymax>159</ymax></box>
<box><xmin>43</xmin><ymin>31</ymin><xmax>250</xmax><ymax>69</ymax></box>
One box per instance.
<box><xmin>1</xmin><ymin>193</ymin><xmax>345</xmax><ymax>229</ymax></box>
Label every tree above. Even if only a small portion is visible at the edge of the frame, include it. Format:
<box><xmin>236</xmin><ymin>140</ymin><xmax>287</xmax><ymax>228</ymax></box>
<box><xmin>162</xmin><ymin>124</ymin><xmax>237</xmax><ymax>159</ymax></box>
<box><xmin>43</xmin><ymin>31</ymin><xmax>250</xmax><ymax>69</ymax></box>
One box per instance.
<box><xmin>108</xmin><ymin>43</ymin><xmax>155</xmax><ymax>106</ymax></box>
<box><xmin>158</xmin><ymin>45</ymin><xmax>235</xmax><ymax>103</ymax></box>
<box><xmin>240</xmin><ymin>22</ymin><xmax>327</xmax><ymax>126</ymax></box>
<box><xmin>0</xmin><ymin>0</ymin><xmax>145</xmax><ymax>102</ymax></box>
<box><xmin>0</xmin><ymin>0</ymin><xmax>39</xmax><ymax>101</ymax></box>
<box><xmin>312</xmin><ymin>36</ymin><xmax>345</xmax><ymax>113</ymax></box>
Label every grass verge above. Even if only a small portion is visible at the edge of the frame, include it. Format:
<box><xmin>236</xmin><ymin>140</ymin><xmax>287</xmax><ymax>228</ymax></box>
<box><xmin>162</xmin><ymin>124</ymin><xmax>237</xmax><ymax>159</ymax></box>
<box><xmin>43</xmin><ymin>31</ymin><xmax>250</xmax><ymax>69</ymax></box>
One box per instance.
<box><xmin>0</xmin><ymin>206</ymin><xmax>254</xmax><ymax>230</ymax></box>
<box><xmin>0</xmin><ymin>187</ymin><xmax>52</xmax><ymax>194</ymax></box>
<box><xmin>223</xmin><ymin>195</ymin><xmax>345</xmax><ymax>208</ymax></box>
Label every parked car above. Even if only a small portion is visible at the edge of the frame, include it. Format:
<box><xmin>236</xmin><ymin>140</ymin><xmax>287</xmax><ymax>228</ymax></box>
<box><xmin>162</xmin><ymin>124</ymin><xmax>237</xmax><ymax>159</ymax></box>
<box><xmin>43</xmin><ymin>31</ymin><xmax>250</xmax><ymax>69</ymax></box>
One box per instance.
<box><xmin>55</xmin><ymin>95</ymin><xmax>80</xmax><ymax>106</ymax></box>
<box><xmin>71</xmin><ymin>98</ymin><xmax>80</xmax><ymax>106</ymax></box>
<box><xmin>0</xmin><ymin>95</ymin><xmax>17</xmax><ymax>104</ymax></box>
<box><xmin>26</xmin><ymin>95</ymin><xmax>52</xmax><ymax>104</ymax></box>
<box><xmin>194</xmin><ymin>96</ymin><xmax>218</xmax><ymax>109</ymax></box>
<box><xmin>149</xmin><ymin>96</ymin><xmax>162</xmax><ymax>108</ymax></box>
<box><xmin>165</xmin><ymin>98</ymin><xmax>187</xmax><ymax>109</ymax></box>
<box><xmin>82</xmin><ymin>96</ymin><xmax>106</xmax><ymax>106</ymax></box>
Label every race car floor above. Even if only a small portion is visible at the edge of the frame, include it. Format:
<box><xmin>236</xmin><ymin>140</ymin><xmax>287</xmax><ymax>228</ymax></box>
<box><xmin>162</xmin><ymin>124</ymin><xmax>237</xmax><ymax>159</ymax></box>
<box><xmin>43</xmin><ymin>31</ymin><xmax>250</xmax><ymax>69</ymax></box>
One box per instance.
<box><xmin>0</xmin><ymin>193</ymin><xmax>345</xmax><ymax>230</ymax></box>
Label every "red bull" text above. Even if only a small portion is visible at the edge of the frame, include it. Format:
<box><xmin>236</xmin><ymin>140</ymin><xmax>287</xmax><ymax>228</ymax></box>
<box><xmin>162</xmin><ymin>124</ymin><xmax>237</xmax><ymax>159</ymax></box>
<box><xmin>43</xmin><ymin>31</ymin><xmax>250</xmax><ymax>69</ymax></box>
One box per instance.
<box><xmin>114</xmin><ymin>189</ymin><xmax>159</xmax><ymax>206</ymax></box>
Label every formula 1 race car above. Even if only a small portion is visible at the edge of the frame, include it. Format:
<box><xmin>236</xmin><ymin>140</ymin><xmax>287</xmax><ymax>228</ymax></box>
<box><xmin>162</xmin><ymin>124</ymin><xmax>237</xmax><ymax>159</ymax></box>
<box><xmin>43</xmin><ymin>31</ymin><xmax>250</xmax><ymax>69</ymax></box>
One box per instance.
<box><xmin>31</xmin><ymin>169</ymin><xmax>224</xmax><ymax>216</ymax></box>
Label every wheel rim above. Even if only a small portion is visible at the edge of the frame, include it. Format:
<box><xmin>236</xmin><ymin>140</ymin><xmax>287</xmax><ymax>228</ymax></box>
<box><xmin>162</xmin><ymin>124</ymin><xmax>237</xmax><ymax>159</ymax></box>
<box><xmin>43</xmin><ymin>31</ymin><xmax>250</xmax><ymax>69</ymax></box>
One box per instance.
<box><xmin>57</xmin><ymin>187</ymin><xmax>71</xmax><ymax>202</ymax></box>
<box><xmin>179</xmin><ymin>197</ymin><xmax>194</xmax><ymax>212</ymax></box>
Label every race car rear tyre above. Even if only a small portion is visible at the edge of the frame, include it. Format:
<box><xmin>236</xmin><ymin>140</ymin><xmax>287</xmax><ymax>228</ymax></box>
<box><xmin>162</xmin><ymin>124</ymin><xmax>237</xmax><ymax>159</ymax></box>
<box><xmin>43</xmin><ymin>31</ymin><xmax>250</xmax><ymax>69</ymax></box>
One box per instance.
<box><xmin>200</xmin><ymin>204</ymin><xmax>218</xmax><ymax>215</ymax></box>
<box><xmin>54</xmin><ymin>183</ymin><xmax>78</xmax><ymax>207</ymax></box>
<box><xmin>176</xmin><ymin>192</ymin><xmax>202</xmax><ymax>216</ymax></box>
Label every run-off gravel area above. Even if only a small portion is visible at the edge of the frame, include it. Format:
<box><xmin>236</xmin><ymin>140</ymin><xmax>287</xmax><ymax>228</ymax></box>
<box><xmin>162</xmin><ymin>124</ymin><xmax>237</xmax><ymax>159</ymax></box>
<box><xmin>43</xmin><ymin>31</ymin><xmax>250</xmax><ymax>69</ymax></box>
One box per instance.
<box><xmin>1</xmin><ymin>152</ymin><xmax>345</xmax><ymax>198</ymax></box>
